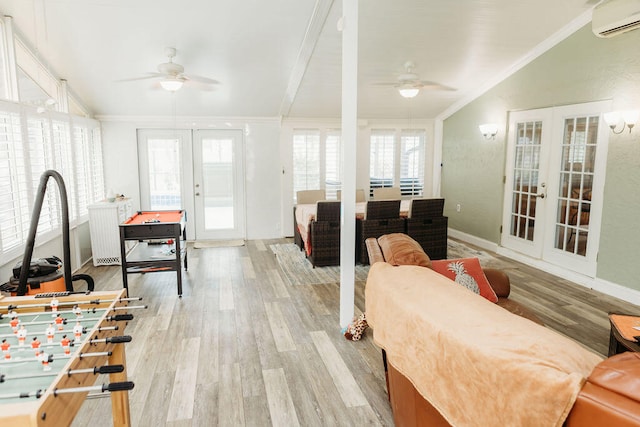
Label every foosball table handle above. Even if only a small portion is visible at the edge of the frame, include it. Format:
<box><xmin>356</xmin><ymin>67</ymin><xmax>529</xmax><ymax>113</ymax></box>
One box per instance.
<box><xmin>103</xmin><ymin>381</ymin><xmax>135</xmax><ymax>392</ymax></box>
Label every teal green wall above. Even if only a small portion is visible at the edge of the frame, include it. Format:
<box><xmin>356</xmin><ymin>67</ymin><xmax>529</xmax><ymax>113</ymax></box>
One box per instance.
<box><xmin>442</xmin><ymin>24</ymin><xmax>640</xmax><ymax>290</ymax></box>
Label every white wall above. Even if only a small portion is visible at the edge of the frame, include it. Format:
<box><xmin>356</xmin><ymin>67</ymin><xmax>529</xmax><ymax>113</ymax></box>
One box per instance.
<box><xmin>99</xmin><ymin>117</ymin><xmax>282</xmax><ymax>240</ymax></box>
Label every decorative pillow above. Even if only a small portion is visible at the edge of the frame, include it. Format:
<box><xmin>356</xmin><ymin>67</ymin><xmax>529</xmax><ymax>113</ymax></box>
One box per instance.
<box><xmin>430</xmin><ymin>258</ymin><xmax>498</xmax><ymax>303</ymax></box>
<box><xmin>378</xmin><ymin>233</ymin><xmax>432</xmax><ymax>268</ymax></box>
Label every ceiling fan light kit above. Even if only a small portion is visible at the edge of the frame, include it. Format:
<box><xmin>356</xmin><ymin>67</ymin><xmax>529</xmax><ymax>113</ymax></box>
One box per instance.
<box><xmin>160</xmin><ymin>77</ymin><xmax>185</xmax><ymax>91</ymax></box>
<box><xmin>398</xmin><ymin>85</ymin><xmax>420</xmax><ymax>98</ymax></box>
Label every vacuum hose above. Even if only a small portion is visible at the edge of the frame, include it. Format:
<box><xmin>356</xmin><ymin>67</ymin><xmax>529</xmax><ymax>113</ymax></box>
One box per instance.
<box><xmin>17</xmin><ymin>170</ymin><xmax>73</xmax><ymax>295</ymax></box>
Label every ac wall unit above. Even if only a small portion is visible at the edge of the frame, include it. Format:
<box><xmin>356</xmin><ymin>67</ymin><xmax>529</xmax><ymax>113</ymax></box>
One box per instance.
<box><xmin>592</xmin><ymin>0</ymin><xmax>640</xmax><ymax>38</ymax></box>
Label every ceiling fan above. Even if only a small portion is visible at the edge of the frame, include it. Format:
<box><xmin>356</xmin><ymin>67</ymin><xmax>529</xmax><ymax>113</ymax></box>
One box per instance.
<box><xmin>117</xmin><ymin>47</ymin><xmax>219</xmax><ymax>91</ymax></box>
<box><xmin>376</xmin><ymin>61</ymin><xmax>456</xmax><ymax>98</ymax></box>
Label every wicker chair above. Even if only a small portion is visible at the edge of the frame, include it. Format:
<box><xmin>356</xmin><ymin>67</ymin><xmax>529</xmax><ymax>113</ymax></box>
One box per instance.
<box><xmin>308</xmin><ymin>201</ymin><xmax>341</xmax><ymax>267</ymax></box>
<box><xmin>294</xmin><ymin>189</ymin><xmax>326</xmax><ymax>250</ymax></box>
<box><xmin>356</xmin><ymin>200</ymin><xmax>405</xmax><ymax>264</ymax></box>
<box><xmin>406</xmin><ymin>198</ymin><xmax>448</xmax><ymax>260</ymax></box>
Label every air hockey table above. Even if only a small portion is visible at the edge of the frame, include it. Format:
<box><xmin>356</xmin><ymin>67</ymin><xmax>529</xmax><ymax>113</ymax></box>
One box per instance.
<box><xmin>119</xmin><ymin>210</ymin><xmax>187</xmax><ymax>297</ymax></box>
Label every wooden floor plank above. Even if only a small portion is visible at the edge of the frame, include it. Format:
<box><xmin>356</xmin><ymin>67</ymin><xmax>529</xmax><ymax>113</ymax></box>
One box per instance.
<box><xmin>262</xmin><ymin>368</ymin><xmax>301</xmax><ymax>427</ymax></box>
<box><xmin>309</xmin><ymin>330</ymin><xmax>369</xmax><ymax>408</ymax></box>
<box><xmin>264</xmin><ymin>301</ymin><xmax>297</xmax><ymax>352</ymax></box>
<box><xmin>218</xmin><ymin>363</ymin><xmax>246</xmax><ymax>426</ymax></box>
<box><xmin>166</xmin><ymin>336</ymin><xmax>201</xmax><ymax>422</ymax></box>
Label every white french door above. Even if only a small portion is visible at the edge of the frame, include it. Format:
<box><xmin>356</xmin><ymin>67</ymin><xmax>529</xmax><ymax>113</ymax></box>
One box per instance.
<box><xmin>193</xmin><ymin>129</ymin><xmax>245</xmax><ymax>240</ymax></box>
<box><xmin>501</xmin><ymin>101</ymin><xmax>610</xmax><ymax>277</ymax></box>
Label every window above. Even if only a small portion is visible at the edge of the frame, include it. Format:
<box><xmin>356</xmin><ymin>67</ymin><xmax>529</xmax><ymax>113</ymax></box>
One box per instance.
<box><xmin>292</xmin><ymin>129</ymin><xmax>342</xmax><ymax>202</ymax></box>
<box><xmin>147</xmin><ymin>138</ymin><xmax>182</xmax><ymax>210</ymax></box>
<box><xmin>325</xmin><ymin>131</ymin><xmax>341</xmax><ymax>199</ymax></box>
<box><xmin>293</xmin><ymin>130</ymin><xmax>320</xmax><ymax>200</ymax></box>
<box><xmin>0</xmin><ymin>109</ymin><xmax>27</xmax><ymax>253</ymax></box>
<box><xmin>370</xmin><ymin>129</ymin><xmax>425</xmax><ymax>198</ymax></box>
<box><xmin>400</xmin><ymin>130</ymin><xmax>425</xmax><ymax>196</ymax></box>
<box><xmin>0</xmin><ymin>103</ymin><xmax>104</xmax><ymax>260</ymax></box>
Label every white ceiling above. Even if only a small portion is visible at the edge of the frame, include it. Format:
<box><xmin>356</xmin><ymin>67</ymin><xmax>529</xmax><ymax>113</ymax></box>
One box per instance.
<box><xmin>0</xmin><ymin>0</ymin><xmax>596</xmax><ymax>120</ymax></box>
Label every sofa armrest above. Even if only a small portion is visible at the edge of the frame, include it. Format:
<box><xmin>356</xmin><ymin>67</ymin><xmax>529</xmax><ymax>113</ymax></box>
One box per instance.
<box><xmin>366</xmin><ymin>237</ymin><xmax>385</xmax><ymax>264</ymax></box>
<box><xmin>483</xmin><ymin>268</ymin><xmax>510</xmax><ymax>298</ymax></box>
<box><xmin>566</xmin><ymin>352</ymin><xmax>640</xmax><ymax>427</ymax></box>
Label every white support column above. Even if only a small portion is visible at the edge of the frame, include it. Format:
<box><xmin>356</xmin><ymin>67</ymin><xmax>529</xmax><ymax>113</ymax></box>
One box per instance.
<box><xmin>339</xmin><ymin>0</ymin><xmax>358</xmax><ymax>328</ymax></box>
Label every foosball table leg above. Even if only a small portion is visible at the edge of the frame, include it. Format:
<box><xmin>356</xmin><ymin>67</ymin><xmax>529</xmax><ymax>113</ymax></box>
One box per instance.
<box><xmin>109</xmin><ymin>344</ymin><xmax>131</xmax><ymax>427</ymax></box>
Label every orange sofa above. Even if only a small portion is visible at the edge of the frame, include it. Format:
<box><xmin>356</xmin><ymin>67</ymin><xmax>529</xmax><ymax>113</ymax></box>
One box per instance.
<box><xmin>365</xmin><ymin>234</ymin><xmax>640</xmax><ymax>427</ymax></box>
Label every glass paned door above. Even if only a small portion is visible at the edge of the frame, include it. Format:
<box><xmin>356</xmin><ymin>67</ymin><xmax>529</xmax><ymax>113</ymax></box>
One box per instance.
<box><xmin>193</xmin><ymin>129</ymin><xmax>245</xmax><ymax>240</ymax></box>
<box><xmin>553</xmin><ymin>116</ymin><xmax>598</xmax><ymax>257</ymax></box>
<box><xmin>502</xmin><ymin>102</ymin><xmax>609</xmax><ymax>277</ymax></box>
<box><xmin>137</xmin><ymin>129</ymin><xmax>190</xmax><ymax>211</ymax></box>
<box><xmin>502</xmin><ymin>109</ymin><xmax>552</xmax><ymax>258</ymax></box>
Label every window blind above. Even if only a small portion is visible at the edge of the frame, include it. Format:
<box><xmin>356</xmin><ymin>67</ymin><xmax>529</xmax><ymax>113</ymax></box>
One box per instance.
<box><xmin>400</xmin><ymin>130</ymin><xmax>425</xmax><ymax>196</ymax></box>
<box><xmin>292</xmin><ymin>130</ymin><xmax>320</xmax><ymax>202</ymax></box>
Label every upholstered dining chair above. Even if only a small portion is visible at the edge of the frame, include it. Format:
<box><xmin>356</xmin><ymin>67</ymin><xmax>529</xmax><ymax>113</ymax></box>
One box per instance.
<box><xmin>337</xmin><ymin>189</ymin><xmax>366</xmax><ymax>202</ymax></box>
<box><xmin>296</xmin><ymin>189</ymin><xmax>326</xmax><ymax>204</ymax></box>
<box><xmin>373</xmin><ymin>187</ymin><xmax>401</xmax><ymax>200</ymax></box>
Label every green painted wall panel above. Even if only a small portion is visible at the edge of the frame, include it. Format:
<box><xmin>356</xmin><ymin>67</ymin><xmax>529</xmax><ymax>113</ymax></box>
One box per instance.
<box><xmin>442</xmin><ymin>24</ymin><xmax>640</xmax><ymax>289</ymax></box>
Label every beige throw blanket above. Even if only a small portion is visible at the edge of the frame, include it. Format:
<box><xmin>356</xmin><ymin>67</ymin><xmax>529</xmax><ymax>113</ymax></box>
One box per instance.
<box><xmin>366</xmin><ymin>263</ymin><xmax>603</xmax><ymax>427</ymax></box>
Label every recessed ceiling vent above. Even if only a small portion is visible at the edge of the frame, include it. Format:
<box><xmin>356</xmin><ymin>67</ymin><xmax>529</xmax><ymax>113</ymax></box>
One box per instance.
<box><xmin>592</xmin><ymin>0</ymin><xmax>640</xmax><ymax>38</ymax></box>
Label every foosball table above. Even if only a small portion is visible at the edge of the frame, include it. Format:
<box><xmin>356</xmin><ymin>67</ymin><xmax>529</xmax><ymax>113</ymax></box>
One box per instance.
<box><xmin>0</xmin><ymin>289</ymin><xmax>142</xmax><ymax>426</ymax></box>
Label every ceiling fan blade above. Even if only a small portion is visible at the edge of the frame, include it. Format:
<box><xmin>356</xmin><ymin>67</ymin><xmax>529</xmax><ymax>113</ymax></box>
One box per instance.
<box><xmin>417</xmin><ymin>81</ymin><xmax>457</xmax><ymax>91</ymax></box>
<box><xmin>183</xmin><ymin>79</ymin><xmax>218</xmax><ymax>91</ymax></box>
<box><xmin>372</xmin><ymin>82</ymin><xmax>398</xmax><ymax>87</ymax></box>
<box><xmin>184</xmin><ymin>74</ymin><xmax>219</xmax><ymax>85</ymax></box>
<box><xmin>115</xmin><ymin>73</ymin><xmax>164</xmax><ymax>82</ymax></box>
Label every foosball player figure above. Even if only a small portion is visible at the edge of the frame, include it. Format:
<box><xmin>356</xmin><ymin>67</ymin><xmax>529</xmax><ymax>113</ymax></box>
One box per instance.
<box><xmin>73</xmin><ymin>321</ymin><xmax>83</xmax><ymax>343</ymax></box>
<box><xmin>72</xmin><ymin>304</ymin><xmax>83</xmax><ymax>319</ymax></box>
<box><xmin>60</xmin><ymin>335</ymin><xmax>71</xmax><ymax>355</ymax></box>
<box><xmin>31</xmin><ymin>337</ymin><xmax>41</xmax><ymax>356</ymax></box>
<box><xmin>38</xmin><ymin>351</ymin><xmax>51</xmax><ymax>371</ymax></box>
<box><xmin>50</xmin><ymin>297</ymin><xmax>60</xmax><ymax>316</ymax></box>
<box><xmin>17</xmin><ymin>325</ymin><xmax>27</xmax><ymax>347</ymax></box>
<box><xmin>46</xmin><ymin>323</ymin><xmax>55</xmax><ymax>344</ymax></box>
<box><xmin>1</xmin><ymin>339</ymin><xmax>10</xmax><ymax>360</ymax></box>
<box><xmin>10</xmin><ymin>316</ymin><xmax>19</xmax><ymax>334</ymax></box>
<box><xmin>55</xmin><ymin>314</ymin><xmax>65</xmax><ymax>331</ymax></box>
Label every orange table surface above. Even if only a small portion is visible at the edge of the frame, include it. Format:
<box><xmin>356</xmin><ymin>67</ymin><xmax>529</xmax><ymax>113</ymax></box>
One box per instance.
<box><xmin>123</xmin><ymin>210</ymin><xmax>184</xmax><ymax>225</ymax></box>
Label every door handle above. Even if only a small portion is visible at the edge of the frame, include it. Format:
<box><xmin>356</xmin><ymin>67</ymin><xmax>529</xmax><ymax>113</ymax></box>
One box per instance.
<box><xmin>195</xmin><ymin>192</ymin><xmax>200</xmax><ymax>196</ymax></box>
<box><xmin>536</xmin><ymin>193</ymin><xmax>545</xmax><ymax>199</ymax></box>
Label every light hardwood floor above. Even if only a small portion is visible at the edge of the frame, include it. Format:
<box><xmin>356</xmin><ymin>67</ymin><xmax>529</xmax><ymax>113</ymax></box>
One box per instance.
<box><xmin>71</xmin><ymin>238</ymin><xmax>640</xmax><ymax>426</ymax></box>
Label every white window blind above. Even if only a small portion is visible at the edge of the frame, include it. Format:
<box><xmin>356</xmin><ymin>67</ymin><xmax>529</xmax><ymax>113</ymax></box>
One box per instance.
<box><xmin>0</xmin><ymin>111</ymin><xmax>27</xmax><ymax>252</ymax></box>
<box><xmin>292</xmin><ymin>130</ymin><xmax>320</xmax><ymax>201</ymax></box>
<box><xmin>325</xmin><ymin>131</ymin><xmax>341</xmax><ymax>200</ymax></box>
<box><xmin>73</xmin><ymin>126</ymin><xmax>90</xmax><ymax>217</ymax></box>
<box><xmin>0</xmin><ymin>104</ymin><xmax>104</xmax><ymax>261</ymax></box>
<box><xmin>369</xmin><ymin>130</ymin><xmax>395</xmax><ymax>197</ymax></box>
<box><xmin>26</xmin><ymin>115</ymin><xmax>59</xmax><ymax>235</ymax></box>
<box><xmin>90</xmin><ymin>127</ymin><xmax>105</xmax><ymax>203</ymax></box>
<box><xmin>400</xmin><ymin>130</ymin><xmax>425</xmax><ymax>196</ymax></box>
<box><xmin>52</xmin><ymin>120</ymin><xmax>77</xmax><ymax>220</ymax></box>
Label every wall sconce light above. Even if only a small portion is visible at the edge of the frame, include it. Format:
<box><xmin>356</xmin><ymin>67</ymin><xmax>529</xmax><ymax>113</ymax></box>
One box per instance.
<box><xmin>603</xmin><ymin>110</ymin><xmax>640</xmax><ymax>134</ymax></box>
<box><xmin>479</xmin><ymin>123</ymin><xmax>499</xmax><ymax>140</ymax></box>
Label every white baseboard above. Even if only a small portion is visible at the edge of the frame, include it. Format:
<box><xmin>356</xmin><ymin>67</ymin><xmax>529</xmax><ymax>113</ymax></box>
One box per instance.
<box><xmin>449</xmin><ymin>228</ymin><xmax>640</xmax><ymax>306</ymax></box>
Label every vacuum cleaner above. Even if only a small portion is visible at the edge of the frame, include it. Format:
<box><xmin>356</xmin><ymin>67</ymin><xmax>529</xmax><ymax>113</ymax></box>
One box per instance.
<box><xmin>3</xmin><ymin>170</ymin><xmax>94</xmax><ymax>296</ymax></box>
